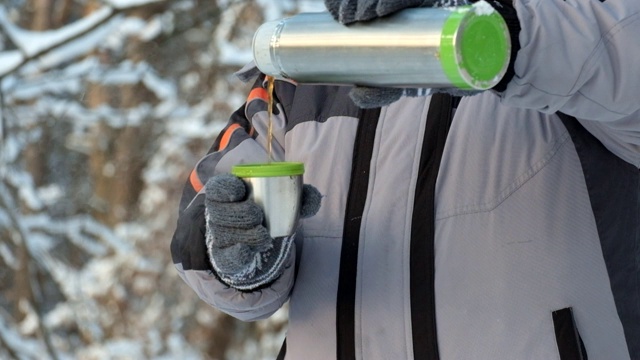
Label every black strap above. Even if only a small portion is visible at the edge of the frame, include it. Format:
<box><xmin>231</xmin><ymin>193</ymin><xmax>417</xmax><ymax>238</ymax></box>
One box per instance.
<box><xmin>552</xmin><ymin>307</ymin><xmax>588</xmax><ymax>360</ymax></box>
<box><xmin>410</xmin><ymin>93</ymin><xmax>455</xmax><ymax>359</ymax></box>
<box><xmin>276</xmin><ymin>338</ymin><xmax>287</xmax><ymax>360</ymax></box>
<box><xmin>336</xmin><ymin>107</ymin><xmax>381</xmax><ymax>360</ymax></box>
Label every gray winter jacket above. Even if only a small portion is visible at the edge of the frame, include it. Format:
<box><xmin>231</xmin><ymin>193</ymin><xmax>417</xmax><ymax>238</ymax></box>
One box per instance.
<box><xmin>171</xmin><ymin>0</ymin><xmax>640</xmax><ymax>359</ymax></box>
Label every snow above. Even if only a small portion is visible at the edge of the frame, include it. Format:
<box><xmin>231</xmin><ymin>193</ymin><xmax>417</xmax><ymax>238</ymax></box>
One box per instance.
<box><xmin>144</xmin><ymin>70</ymin><xmax>177</xmax><ymax>100</ymax></box>
<box><xmin>9</xmin><ymin>76</ymin><xmax>81</xmax><ymax>101</ymax></box>
<box><xmin>30</xmin><ymin>17</ymin><xmax>121</xmax><ymax>73</ymax></box>
<box><xmin>36</xmin><ymin>184</ymin><xmax>64</xmax><ymax>206</ymax></box>
<box><xmin>0</xmin><ymin>317</ymin><xmax>45</xmax><ymax>358</ymax></box>
<box><xmin>0</xmin><ymin>6</ymin><xmax>113</xmax><ymax>58</ymax></box>
<box><xmin>43</xmin><ymin>303</ymin><xmax>76</xmax><ymax>329</ymax></box>
<box><xmin>18</xmin><ymin>300</ymin><xmax>39</xmax><ymax>336</ymax></box>
<box><xmin>103</xmin><ymin>0</ymin><xmax>165</xmax><ymax>10</ymax></box>
<box><xmin>78</xmin><ymin>339</ymin><xmax>145</xmax><ymax>359</ymax></box>
<box><xmin>0</xmin><ymin>50</ymin><xmax>22</xmax><ymax>75</ymax></box>
<box><xmin>139</xmin><ymin>15</ymin><xmax>164</xmax><ymax>41</ymax></box>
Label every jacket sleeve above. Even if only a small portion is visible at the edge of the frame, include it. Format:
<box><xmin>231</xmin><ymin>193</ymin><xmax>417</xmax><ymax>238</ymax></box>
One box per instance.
<box><xmin>170</xmin><ymin>72</ymin><xmax>297</xmax><ymax>321</ymax></box>
<box><xmin>501</xmin><ymin>0</ymin><xmax>640</xmax><ymax>166</ymax></box>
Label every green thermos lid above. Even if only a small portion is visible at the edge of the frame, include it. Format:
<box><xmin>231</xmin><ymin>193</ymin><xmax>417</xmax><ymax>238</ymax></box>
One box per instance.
<box><xmin>440</xmin><ymin>3</ymin><xmax>511</xmax><ymax>90</ymax></box>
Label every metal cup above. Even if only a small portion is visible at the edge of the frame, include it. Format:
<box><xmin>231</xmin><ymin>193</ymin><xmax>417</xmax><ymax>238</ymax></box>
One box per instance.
<box><xmin>231</xmin><ymin>162</ymin><xmax>304</xmax><ymax>238</ymax></box>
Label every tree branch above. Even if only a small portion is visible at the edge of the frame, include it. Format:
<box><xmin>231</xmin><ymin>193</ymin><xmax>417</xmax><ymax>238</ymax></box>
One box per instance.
<box><xmin>0</xmin><ymin>1</ymin><xmax>165</xmax><ymax>80</ymax></box>
<box><xmin>0</xmin><ymin>80</ymin><xmax>5</xmax><ymax>166</ymax></box>
<box><xmin>0</xmin><ymin>182</ymin><xmax>59</xmax><ymax>360</ymax></box>
<box><xmin>0</xmin><ymin>313</ymin><xmax>21</xmax><ymax>359</ymax></box>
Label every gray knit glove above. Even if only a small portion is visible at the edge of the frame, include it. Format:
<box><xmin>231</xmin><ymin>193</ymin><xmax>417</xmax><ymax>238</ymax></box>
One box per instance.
<box><xmin>204</xmin><ymin>174</ymin><xmax>321</xmax><ymax>290</ymax></box>
<box><xmin>349</xmin><ymin>87</ymin><xmax>480</xmax><ymax>108</ymax></box>
<box><xmin>325</xmin><ymin>0</ymin><xmax>459</xmax><ymax>25</ymax></box>
<box><xmin>325</xmin><ymin>0</ymin><xmax>482</xmax><ymax>108</ymax></box>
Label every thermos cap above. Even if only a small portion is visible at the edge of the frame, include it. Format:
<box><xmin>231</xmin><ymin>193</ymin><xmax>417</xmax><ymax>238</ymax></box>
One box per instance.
<box><xmin>440</xmin><ymin>5</ymin><xmax>511</xmax><ymax>89</ymax></box>
<box><xmin>232</xmin><ymin>162</ymin><xmax>305</xmax><ymax>178</ymax></box>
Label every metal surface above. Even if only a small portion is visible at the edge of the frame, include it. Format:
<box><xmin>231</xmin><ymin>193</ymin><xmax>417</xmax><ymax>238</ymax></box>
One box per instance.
<box><xmin>244</xmin><ymin>175</ymin><xmax>303</xmax><ymax>238</ymax></box>
<box><xmin>253</xmin><ymin>9</ymin><xmax>451</xmax><ymax>87</ymax></box>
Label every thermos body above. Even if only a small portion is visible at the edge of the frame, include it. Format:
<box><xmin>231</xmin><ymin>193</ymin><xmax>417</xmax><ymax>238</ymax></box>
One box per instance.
<box><xmin>253</xmin><ymin>5</ymin><xmax>511</xmax><ymax>90</ymax></box>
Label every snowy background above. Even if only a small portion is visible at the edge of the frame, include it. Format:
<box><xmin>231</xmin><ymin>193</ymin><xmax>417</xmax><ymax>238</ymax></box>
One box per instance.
<box><xmin>0</xmin><ymin>0</ymin><xmax>324</xmax><ymax>358</ymax></box>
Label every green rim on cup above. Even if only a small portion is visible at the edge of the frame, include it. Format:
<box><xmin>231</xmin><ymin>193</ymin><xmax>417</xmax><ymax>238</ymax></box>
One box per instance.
<box><xmin>232</xmin><ymin>162</ymin><xmax>305</xmax><ymax>178</ymax></box>
<box><xmin>440</xmin><ymin>4</ymin><xmax>511</xmax><ymax>90</ymax></box>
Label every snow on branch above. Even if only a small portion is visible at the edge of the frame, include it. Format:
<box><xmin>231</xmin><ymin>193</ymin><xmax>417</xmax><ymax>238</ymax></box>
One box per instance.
<box><xmin>0</xmin><ymin>315</ymin><xmax>43</xmax><ymax>359</ymax></box>
<box><xmin>0</xmin><ymin>0</ymin><xmax>166</xmax><ymax>78</ymax></box>
<box><xmin>103</xmin><ymin>0</ymin><xmax>166</xmax><ymax>10</ymax></box>
<box><xmin>0</xmin><ymin>7</ymin><xmax>113</xmax><ymax>58</ymax></box>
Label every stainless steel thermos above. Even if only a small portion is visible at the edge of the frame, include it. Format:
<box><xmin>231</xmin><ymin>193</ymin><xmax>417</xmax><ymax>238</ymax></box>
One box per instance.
<box><xmin>252</xmin><ymin>3</ymin><xmax>511</xmax><ymax>90</ymax></box>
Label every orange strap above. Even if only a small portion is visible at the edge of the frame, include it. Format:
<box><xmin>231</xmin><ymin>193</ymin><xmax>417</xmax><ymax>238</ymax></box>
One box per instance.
<box><xmin>219</xmin><ymin>123</ymin><xmax>241</xmax><ymax>151</ymax></box>
<box><xmin>189</xmin><ymin>123</ymin><xmax>243</xmax><ymax>193</ymax></box>
<box><xmin>189</xmin><ymin>168</ymin><xmax>204</xmax><ymax>193</ymax></box>
<box><xmin>247</xmin><ymin>87</ymin><xmax>269</xmax><ymax>103</ymax></box>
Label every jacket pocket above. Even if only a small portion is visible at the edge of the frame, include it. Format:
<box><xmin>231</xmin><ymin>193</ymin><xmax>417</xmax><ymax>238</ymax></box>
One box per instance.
<box><xmin>552</xmin><ymin>307</ymin><xmax>589</xmax><ymax>360</ymax></box>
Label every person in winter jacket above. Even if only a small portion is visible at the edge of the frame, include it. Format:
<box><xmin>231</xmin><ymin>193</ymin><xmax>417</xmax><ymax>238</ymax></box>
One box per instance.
<box><xmin>171</xmin><ymin>0</ymin><xmax>640</xmax><ymax>358</ymax></box>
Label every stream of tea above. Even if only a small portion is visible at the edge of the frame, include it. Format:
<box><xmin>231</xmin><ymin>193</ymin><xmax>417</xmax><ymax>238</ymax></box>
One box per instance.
<box><xmin>266</xmin><ymin>76</ymin><xmax>275</xmax><ymax>164</ymax></box>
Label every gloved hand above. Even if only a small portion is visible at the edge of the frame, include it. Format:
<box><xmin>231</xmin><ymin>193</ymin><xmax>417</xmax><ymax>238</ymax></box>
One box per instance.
<box><xmin>349</xmin><ymin>87</ymin><xmax>479</xmax><ymax>109</ymax></box>
<box><xmin>324</xmin><ymin>0</ymin><xmax>519</xmax><ymax>108</ymax></box>
<box><xmin>204</xmin><ymin>174</ymin><xmax>321</xmax><ymax>290</ymax></box>
<box><xmin>325</xmin><ymin>0</ymin><xmax>459</xmax><ymax>25</ymax></box>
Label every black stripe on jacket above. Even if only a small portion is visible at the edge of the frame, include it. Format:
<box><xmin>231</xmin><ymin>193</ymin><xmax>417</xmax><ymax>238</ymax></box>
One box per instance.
<box><xmin>336</xmin><ymin>94</ymin><xmax>455</xmax><ymax>359</ymax></box>
<box><xmin>559</xmin><ymin>114</ymin><xmax>640</xmax><ymax>358</ymax></box>
<box><xmin>410</xmin><ymin>93</ymin><xmax>454</xmax><ymax>360</ymax></box>
<box><xmin>336</xmin><ymin>107</ymin><xmax>381</xmax><ymax>360</ymax></box>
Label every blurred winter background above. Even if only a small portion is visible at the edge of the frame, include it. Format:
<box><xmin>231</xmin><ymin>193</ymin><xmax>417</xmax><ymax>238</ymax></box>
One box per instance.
<box><xmin>0</xmin><ymin>0</ymin><xmax>323</xmax><ymax>358</ymax></box>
